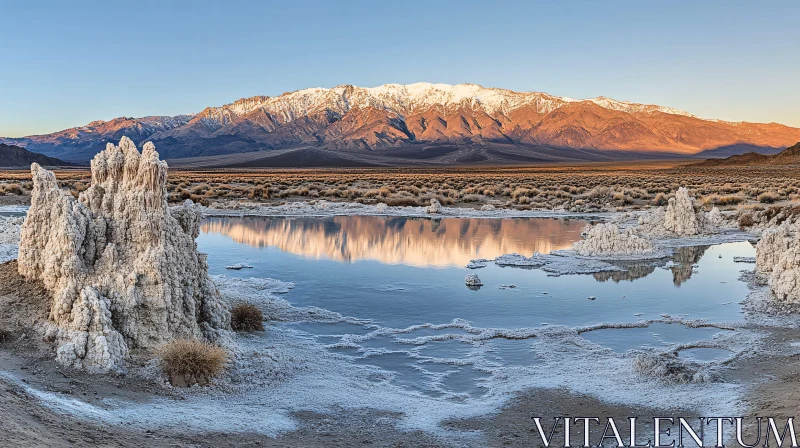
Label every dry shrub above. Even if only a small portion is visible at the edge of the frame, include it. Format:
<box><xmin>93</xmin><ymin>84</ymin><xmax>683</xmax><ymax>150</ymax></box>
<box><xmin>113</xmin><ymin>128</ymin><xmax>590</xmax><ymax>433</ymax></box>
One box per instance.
<box><xmin>159</xmin><ymin>339</ymin><xmax>228</xmax><ymax>387</ymax></box>
<box><xmin>652</xmin><ymin>192</ymin><xmax>668</xmax><ymax>206</ymax></box>
<box><xmin>462</xmin><ymin>194</ymin><xmax>483</xmax><ymax>203</ymax></box>
<box><xmin>2</xmin><ymin>183</ymin><xmax>23</xmax><ymax>195</ymax></box>
<box><xmin>511</xmin><ymin>187</ymin><xmax>531</xmax><ymax>200</ymax></box>
<box><xmin>738</xmin><ymin>213</ymin><xmax>755</xmax><ymax>229</ymax></box>
<box><xmin>703</xmin><ymin>194</ymin><xmax>745</xmax><ymax>206</ymax></box>
<box><xmin>757</xmin><ymin>191</ymin><xmax>780</xmax><ymax>204</ymax></box>
<box><xmin>230</xmin><ymin>303</ymin><xmax>265</xmax><ymax>332</ymax></box>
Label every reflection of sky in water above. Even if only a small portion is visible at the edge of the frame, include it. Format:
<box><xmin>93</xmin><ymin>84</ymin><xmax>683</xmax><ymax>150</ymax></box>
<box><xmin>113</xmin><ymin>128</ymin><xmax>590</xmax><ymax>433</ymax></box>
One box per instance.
<box><xmin>678</xmin><ymin>347</ymin><xmax>734</xmax><ymax>363</ymax></box>
<box><xmin>582</xmin><ymin>323</ymin><xmax>730</xmax><ymax>352</ymax></box>
<box><xmin>199</xmin><ymin>216</ymin><xmax>754</xmax><ymax>396</ymax></box>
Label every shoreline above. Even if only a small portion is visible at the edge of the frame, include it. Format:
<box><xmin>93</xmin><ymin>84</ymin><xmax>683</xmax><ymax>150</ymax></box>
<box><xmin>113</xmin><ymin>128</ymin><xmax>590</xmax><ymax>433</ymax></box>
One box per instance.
<box><xmin>0</xmin><ymin>201</ymin><xmax>796</xmax><ymax>446</ymax></box>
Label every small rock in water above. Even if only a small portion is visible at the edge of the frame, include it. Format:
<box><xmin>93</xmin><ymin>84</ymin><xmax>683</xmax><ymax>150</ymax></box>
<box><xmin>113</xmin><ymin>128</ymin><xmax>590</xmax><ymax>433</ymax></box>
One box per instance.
<box><xmin>466</xmin><ymin>259</ymin><xmax>489</xmax><ymax>269</ymax></box>
<box><xmin>226</xmin><ymin>263</ymin><xmax>254</xmax><ymax>270</ymax></box>
<box><xmin>587</xmin><ymin>296</ymin><xmax>597</xmax><ymax>300</ymax></box>
<box><xmin>499</xmin><ymin>284</ymin><xmax>517</xmax><ymax>290</ymax></box>
<box><xmin>542</xmin><ymin>292</ymin><xmax>548</xmax><ymax>295</ymax></box>
<box><xmin>465</xmin><ymin>274</ymin><xmax>483</xmax><ymax>287</ymax></box>
<box><xmin>718</xmin><ymin>254</ymin><xmax>722</xmax><ymax>258</ymax></box>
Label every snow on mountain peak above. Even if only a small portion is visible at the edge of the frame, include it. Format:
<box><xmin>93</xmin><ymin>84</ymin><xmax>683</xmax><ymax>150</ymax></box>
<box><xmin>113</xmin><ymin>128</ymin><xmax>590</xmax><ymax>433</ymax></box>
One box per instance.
<box><xmin>199</xmin><ymin>83</ymin><xmax>699</xmax><ymax>125</ymax></box>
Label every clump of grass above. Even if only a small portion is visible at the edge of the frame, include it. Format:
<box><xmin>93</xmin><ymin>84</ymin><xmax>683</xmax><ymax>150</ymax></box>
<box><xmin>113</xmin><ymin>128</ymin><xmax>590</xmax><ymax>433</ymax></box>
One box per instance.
<box><xmin>381</xmin><ymin>196</ymin><xmax>419</xmax><ymax>207</ymax></box>
<box><xmin>703</xmin><ymin>194</ymin><xmax>745</xmax><ymax>206</ymax></box>
<box><xmin>230</xmin><ymin>303</ymin><xmax>265</xmax><ymax>332</ymax></box>
<box><xmin>757</xmin><ymin>191</ymin><xmax>780</xmax><ymax>204</ymax></box>
<box><xmin>0</xmin><ymin>183</ymin><xmax>23</xmax><ymax>195</ymax></box>
<box><xmin>159</xmin><ymin>339</ymin><xmax>228</xmax><ymax>387</ymax></box>
<box><xmin>652</xmin><ymin>192</ymin><xmax>668</xmax><ymax>206</ymax></box>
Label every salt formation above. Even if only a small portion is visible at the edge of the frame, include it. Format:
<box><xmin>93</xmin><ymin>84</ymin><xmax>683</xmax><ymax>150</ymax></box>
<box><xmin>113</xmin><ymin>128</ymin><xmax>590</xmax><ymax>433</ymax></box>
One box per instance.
<box><xmin>18</xmin><ymin>137</ymin><xmax>230</xmax><ymax>373</ymax></box>
<box><xmin>755</xmin><ymin>225</ymin><xmax>791</xmax><ymax>274</ymax></box>
<box><xmin>0</xmin><ymin>216</ymin><xmax>22</xmax><ymax>245</ymax></box>
<box><xmin>632</xmin><ymin>353</ymin><xmax>715</xmax><ymax>384</ymax></box>
<box><xmin>706</xmin><ymin>206</ymin><xmax>726</xmax><ymax>228</ymax></box>
<box><xmin>755</xmin><ymin>226</ymin><xmax>800</xmax><ymax>303</ymax></box>
<box><xmin>749</xmin><ymin>220</ymin><xmax>800</xmax><ymax>303</ymax></box>
<box><xmin>639</xmin><ymin>188</ymin><xmax>716</xmax><ymax>236</ymax></box>
<box><xmin>572</xmin><ymin>223</ymin><xmax>658</xmax><ymax>257</ymax></box>
<box><xmin>465</xmin><ymin>274</ymin><xmax>483</xmax><ymax>286</ymax></box>
<box><xmin>574</xmin><ymin>188</ymin><xmax>724</xmax><ymax>259</ymax></box>
<box><xmin>480</xmin><ymin>204</ymin><xmax>495</xmax><ymax>211</ymax></box>
<box><xmin>426</xmin><ymin>198</ymin><xmax>443</xmax><ymax>214</ymax></box>
<box><xmin>0</xmin><ymin>216</ymin><xmax>23</xmax><ymax>263</ymax></box>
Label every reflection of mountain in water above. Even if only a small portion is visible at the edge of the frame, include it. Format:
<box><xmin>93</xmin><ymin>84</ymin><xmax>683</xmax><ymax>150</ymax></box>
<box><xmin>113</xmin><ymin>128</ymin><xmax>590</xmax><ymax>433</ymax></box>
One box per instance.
<box><xmin>592</xmin><ymin>245</ymin><xmax>711</xmax><ymax>286</ymax></box>
<box><xmin>200</xmin><ymin>216</ymin><xmax>585</xmax><ymax>268</ymax></box>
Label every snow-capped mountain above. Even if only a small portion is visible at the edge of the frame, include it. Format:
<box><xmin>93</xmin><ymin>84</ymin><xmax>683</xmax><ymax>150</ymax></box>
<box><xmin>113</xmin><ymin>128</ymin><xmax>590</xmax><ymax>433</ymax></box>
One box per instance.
<box><xmin>4</xmin><ymin>83</ymin><xmax>800</xmax><ymax>164</ymax></box>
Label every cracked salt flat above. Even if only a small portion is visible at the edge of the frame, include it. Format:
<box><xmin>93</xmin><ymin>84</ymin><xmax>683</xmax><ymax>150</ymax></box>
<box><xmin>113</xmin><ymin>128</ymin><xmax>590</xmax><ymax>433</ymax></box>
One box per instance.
<box><xmin>198</xmin><ymin>216</ymin><xmax>754</xmax><ymax>400</ymax></box>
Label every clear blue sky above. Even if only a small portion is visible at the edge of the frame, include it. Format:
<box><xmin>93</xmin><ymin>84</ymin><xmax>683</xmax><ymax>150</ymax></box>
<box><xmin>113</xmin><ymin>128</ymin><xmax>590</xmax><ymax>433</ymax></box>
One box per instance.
<box><xmin>2</xmin><ymin>0</ymin><xmax>799</xmax><ymax>137</ymax></box>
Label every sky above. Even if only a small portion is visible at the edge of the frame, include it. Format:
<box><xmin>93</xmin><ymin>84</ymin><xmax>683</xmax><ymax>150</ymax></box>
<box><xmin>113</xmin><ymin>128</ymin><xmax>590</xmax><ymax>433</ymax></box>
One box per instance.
<box><xmin>1</xmin><ymin>0</ymin><xmax>799</xmax><ymax>137</ymax></box>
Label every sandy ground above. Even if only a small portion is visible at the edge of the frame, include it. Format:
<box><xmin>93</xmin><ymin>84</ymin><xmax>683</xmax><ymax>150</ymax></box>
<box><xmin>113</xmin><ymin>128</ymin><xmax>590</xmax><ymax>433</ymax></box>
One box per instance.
<box><xmin>735</xmin><ymin>326</ymin><xmax>800</xmax><ymax>419</ymax></box>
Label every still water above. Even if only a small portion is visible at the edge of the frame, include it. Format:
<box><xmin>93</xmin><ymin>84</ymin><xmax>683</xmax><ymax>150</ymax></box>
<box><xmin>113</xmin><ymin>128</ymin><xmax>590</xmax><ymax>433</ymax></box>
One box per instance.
<box><xmin>198</xmin><ymin>215</ymin><xmax>754</xmax><ymax>397</ymax></box>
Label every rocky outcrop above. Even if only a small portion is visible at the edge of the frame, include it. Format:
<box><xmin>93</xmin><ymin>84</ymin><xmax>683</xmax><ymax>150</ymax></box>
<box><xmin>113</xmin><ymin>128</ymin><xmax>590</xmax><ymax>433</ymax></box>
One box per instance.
<box><xmin>639</xmin><ymin>188</ymin><xmax>717</xmax><ymax>237</ymax></box>
<box><xmin>751</xmin><ymin>221</ymin><xmax>800</xmax><ymax>304</ymax></box>
<box><xmin>766</xmin><ymin>235</ymin><xmax>800</xmax><ymax>303</ymax></box>
<box><xmin>18</xmin><ymin>137</ymin><xmax>230</xmax><ymax>373</ymax></box>
<box><xmin>572</xmin><ymin>223</ymin><xmax>659</xmax><ymax>258</ymax></box>
<box><xmin>755</xmin><ymin>225</ymin><xmax>792</xmax><ymax>274</ymax></box>
<box><xmin>706</xmin><ymin>207</ymin><xmax>726</xmax><ymax>227</ymax></box>
<box><xmin>572</xmin><ymin>189</ymin><xmax>727</xmax><ymax>261</ymax></box>
<box><xmin>427</xmin><ymin>198</ymin><xmax>443</xmax><ymax>214</ymax></box>
<box><xmin>465</xmin><ymin>274</ymin><xmax>483</xmax><ymax>286</ymax></box>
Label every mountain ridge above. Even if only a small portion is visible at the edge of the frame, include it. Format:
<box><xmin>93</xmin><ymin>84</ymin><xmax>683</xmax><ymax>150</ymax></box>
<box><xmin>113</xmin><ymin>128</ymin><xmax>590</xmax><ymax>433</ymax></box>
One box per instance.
<box><xmin>0</xmin><ymin>143</ymin><xmax>72</xmax><ymax>167</ymax></box>
<box><xmin>696</xmin><ymin>142</ymin><xmax>800</xmax><ymax>166</ymax></box>
<box><xmin>4</xmin><ymin>82</ymin><xmax>800</xmax><ymax>164</ymax></box>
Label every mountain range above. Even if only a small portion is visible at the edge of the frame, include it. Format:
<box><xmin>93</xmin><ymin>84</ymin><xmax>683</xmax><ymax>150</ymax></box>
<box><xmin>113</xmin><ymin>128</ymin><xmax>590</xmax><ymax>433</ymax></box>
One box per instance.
<box><xmin>4</xmin><ymin>83</ymin><xmax>800</xmax><ymax>167</ymax></box>
<box><xmin>697</xmin><ymin>141</ymin><xmax>800</xmax><ymax>166</ymax></box>
<box><xmin>0</xmin><ymin>143</ymin><xmax>71</xmax><ymax>167</ymax></box>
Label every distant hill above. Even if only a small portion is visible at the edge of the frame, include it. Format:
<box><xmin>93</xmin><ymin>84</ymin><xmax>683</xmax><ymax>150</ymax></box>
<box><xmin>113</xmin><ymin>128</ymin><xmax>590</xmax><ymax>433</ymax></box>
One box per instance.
<box><xmin>3</xmin><ymin>83</ymin><xmax>800</xmax><ymax>166</ymax></box>
<box><xmin>696</xmin><ymin>142</ymin><xmax>800</xmax><ymax>166</ymax></box>
<box><xmin>0</xmin><ymin>143</ymin><xmax>72</xmax><ymax>167</ymax></box>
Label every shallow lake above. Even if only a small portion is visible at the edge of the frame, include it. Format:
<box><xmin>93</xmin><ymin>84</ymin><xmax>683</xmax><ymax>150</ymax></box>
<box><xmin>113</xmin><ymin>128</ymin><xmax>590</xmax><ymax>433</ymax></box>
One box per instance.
<box><xmin>199</xmin><ymin>215</ymin><xmax>754</xmax><ymax>397</ymax></box>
